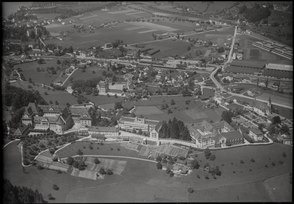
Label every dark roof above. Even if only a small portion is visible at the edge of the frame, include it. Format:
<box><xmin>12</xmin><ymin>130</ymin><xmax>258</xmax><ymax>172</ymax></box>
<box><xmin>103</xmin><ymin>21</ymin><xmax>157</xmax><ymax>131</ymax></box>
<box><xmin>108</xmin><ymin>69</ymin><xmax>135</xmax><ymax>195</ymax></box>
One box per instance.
<box><xmin>230</xmin><ymin>60</ymin><xmax>265</xmax><ymax>69</ymax></box>
<box><xmin>221</xmin><ymin>131</ymin><xmax>243</xmax><ymax>140</ymax></box>
<box><xmin>38</xmin><ymin>105</ymin><xmax>65</xmax><ymax>114</ymax></box>
<box><xmin>201</xmin><ymin>88</ymin><xmax>215</xmax><ymax>100</ymax></box>
<box><xmin>250</xmin><ymin>128</ymin><xmax>263</xmax><ymax>135</ymax></box>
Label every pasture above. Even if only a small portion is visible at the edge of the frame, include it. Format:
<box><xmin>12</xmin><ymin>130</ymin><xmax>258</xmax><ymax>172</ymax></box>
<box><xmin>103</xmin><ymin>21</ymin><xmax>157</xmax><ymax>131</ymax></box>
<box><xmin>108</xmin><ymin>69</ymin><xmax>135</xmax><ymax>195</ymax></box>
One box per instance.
<box><xmin>4</xmin><ymin>139</ymin><xmax>292</xmax><ymax>202</ymax></box>
<box><xmin>14</xmin><ymin>59</ymin><xmax>61</xmax><ymax>85</ymax></box>
<box><xmin>128</xmin><ymin>96</ymin><xmax>225</xmax><ymax>123</ymax></box>
<box><xmin>134</xmin><ymin>106</ymin><xmax>164</xmax><ymax>115</ymax></box>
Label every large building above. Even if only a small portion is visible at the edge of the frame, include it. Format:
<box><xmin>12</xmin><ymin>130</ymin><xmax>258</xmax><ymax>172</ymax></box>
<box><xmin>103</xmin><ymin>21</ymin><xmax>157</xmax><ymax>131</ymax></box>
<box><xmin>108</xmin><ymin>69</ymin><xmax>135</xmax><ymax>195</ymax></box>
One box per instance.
<box><xmin>97</xmin><ymin>81</ymin><xmax>127</xmax><ymax>96</ymax></box>
<box><xmin>70</xmin><ymin>106</ymin><xmax>92</xmax><ymax>127</ymax></box>
<box><xmin>118</xmin><ymin>116</ymin><xmax>160</xmax><ymax>134</ymax></box>
<box><xmin>225</xmin><ymin>60</ymin><xmax>265</xmax><ymax>75</ymax></box>
<box><xmin>263</xmin><ymin>63</ymin><xmax>293</xmax><ymax>79</ymax></box>
<box><xmin>88</xmin><ymin>126</ymin><xmax>119</xmax><ymax>138</ymax></box>
<box><xmin>34</xmin><ymin>114</ymin><xmax>68</xmax><ymax>134</ymax></box>
<box><xmin>21</xmin><ymin>102</ymin><xmax>38</xmax><ymax>126</ymax></box>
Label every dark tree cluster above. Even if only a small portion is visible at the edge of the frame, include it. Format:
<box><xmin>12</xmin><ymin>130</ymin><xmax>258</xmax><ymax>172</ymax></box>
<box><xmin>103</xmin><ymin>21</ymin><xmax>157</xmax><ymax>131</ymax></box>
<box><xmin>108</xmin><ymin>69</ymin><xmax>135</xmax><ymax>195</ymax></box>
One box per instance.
<box><xmin>3</xmin><ymin>179</ymin><xmax>47</xmax><ymax>203</ymax></box>
<box><xmin>242</xmin><ymin>4</ymin><xmax>271</xmax><ymax>23</ymax></box>
<box><xmin>158</xmin><ymin>117</ymin><xmax>191</xmax><ymax>141</ymax></box>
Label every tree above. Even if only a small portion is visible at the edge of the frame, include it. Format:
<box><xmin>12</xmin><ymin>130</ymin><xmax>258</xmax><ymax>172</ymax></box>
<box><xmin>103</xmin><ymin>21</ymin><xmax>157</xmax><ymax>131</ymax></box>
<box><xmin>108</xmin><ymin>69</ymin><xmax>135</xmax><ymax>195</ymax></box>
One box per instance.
<box><xmin>191</xmin><ymin>159</ymin><xmax>200</xmax><ymax>169</ymax></box>
<box><xmin>55</xmin><ymin>100</ymin><xmax>59</xmax><ymax>105</ymax></box>
<box><xmin>114</xmin><ymin>101</ymin><xmax>123</xmax><ymax>110</ymax></box>
<box><xmin>271</xmin><ymin>116</ymin><xmax>281</xmax><ymax>125</ymax></box>
<box><xmin>106</xmin><ymin>169</ymin><xmax>113</xmax><ymax>175</ymax></box>
<box><xmin>67</xmin><ymin>157</ymin><xmax>74</xmax><ymax>165</ymax></box>
<box><xmin>204</xmin><ymin>148</ymin><xmax>211</xmax><ymax>159</ymax></box>
<box><xmin>57</xmin><ymin>59</ymin><xmax>61</xmax><ymax>64</ymax></box>
<box><xmin>171</xmin><ymin>99</ymin><xmax>175</xmax><ymax>105</ymax></box>
<box><xmin>187</xmin><ymin>187</ymin><xmax>194</xmax><ymax>193</ymax></box>
<box><xmin>77</xmin><ymin>149</ymin><xmax>83</xmax><ymax>155</ymax></box>
<box><xmin>156</xmin><ymin>156</ymin><xmax>162</xmax><ymax>162</ymax></box>
<box><xmin>94</xmin><ymin>158</ymin><xmax>100</xmax><ymax>164</ymax></box>
<box><xmin>99</xmin><ymin>167</ymin><xmax>106</xmax><ymax>175</ymax></box>
<box><xmin>209</xmin><ymin>154</ymin><xmax>216</xmax><ymax>161</ymax></box>
<box><xmin>53</xmin><ymin>184</ymin><xmax>59</xmax><ymax>191</ymax></box>
<box><xmin>221</xmin><ymin>110</ymin><xmax>234</xmax><ymax>124</ymax></box>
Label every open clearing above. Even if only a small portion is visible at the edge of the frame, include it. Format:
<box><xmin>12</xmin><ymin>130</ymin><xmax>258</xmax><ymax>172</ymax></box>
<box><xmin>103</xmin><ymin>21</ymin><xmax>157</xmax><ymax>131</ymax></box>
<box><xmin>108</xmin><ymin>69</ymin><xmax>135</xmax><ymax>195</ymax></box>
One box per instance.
<box><xmin>4</xmin><ymin>140</ymin><xmax>292</xmax><ymax>202</ymax></box>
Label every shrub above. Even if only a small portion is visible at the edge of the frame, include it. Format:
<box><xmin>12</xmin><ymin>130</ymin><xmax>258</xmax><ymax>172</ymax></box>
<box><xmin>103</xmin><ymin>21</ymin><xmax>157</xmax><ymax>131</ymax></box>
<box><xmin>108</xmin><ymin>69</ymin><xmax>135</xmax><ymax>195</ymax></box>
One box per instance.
<box><xmin>205</xmin><ymin>176</ymin><xmax>209</xmax><ymax>179</ymax></box>
<box><xmin>265</xmin><ymin>164</ymin><xmax>268</xmax><ymax>168</ymax></box>
<box><xmin>99</xmin><ymin>167</ymin><xmax>106</xmax><ymax>175</ymax></box>
<box><xmin>279</xmin><ymin>161</ymin><xmax>284</xmax><ymax>165</ymax></box>
<box><xmin>240</xmin><ymin>160</ymin><xmax>244</xmax><ymax>164</ymax></box>
<box><xmin>272</xmin><ymin>162</ymin><xmax>275</xmax><ymax>166</ymax></box>
<box><xmin>106</xmin><ymin>169</ymin><xmax>113</xmax><ymax>175</ymax></box>
<box><xmin>156</xmin><ymin>156</ymin><xmax>162</xmax><ymax>162</ymax></box>
<box><xmin>94</xmin><ymin>158</ymin><xmax>100</xmax><ymax>164</ymax></box>
<box><xmin>188</xmin><ymin>187</ymin><xmax>194</xmax><ymax>193</ymax></box>
<box><xmin>233</xmin><ymin>171</ymin><xmax>236</xmax><ymax>174</ymax></box>
<box><xmin>166</xmin><ymin>168</ymin><xmax>171</xmax><ymax>174</ymax></box>
<box><xmin>169</xmin><ymin>171</ymin><xmax>174</xmax><ymax>177</ymax></box>
<box><xmin>53</xmin><ymin>184</ymin><xmax>59</xmax><ymax>191</ymax></box>
<box><xmin>282</xmin><ymin>152</ymin><xmax>287</xmax><ymax>158</ymax></box>
<box><xmin>197</xmin><ymin>175</ymin><xmax>200</xmax><ymax>179</ymax></box>
<box><xmin>209</xmin><ymin>154</ymin><xmax>216</xmax><ymax>161</ymax></box>
<box><xmin>156</xmin><ymin>162</ymin><xmax>162</xmax><ymax>170</ymax></box>
<box><xmin>250</xmin><ymin>158</ymin><xmax>255</xmax><ymax>163</ymax></box>
<box><xmin>117</xmin><ymin>148</ymin><xmax>120</xmax><ymax>151</ymax></box>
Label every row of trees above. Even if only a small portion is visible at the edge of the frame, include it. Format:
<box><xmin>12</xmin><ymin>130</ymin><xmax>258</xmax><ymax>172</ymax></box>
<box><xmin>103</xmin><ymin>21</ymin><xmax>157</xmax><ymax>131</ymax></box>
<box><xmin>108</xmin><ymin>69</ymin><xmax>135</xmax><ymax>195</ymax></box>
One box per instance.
<box><xmin>158</xmin><ymin>117</ymin><xmax>191</xmax><ymax>141</ymax></box>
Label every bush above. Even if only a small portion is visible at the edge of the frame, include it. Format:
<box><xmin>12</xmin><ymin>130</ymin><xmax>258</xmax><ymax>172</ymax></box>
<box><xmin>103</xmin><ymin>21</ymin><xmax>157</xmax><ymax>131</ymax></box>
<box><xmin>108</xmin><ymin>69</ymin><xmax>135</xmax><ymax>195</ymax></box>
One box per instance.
<box><xmin>272</xmin><ymin>162</ymin><xmax>275</xmax><ymax>166</ymax></box>
<box><xmin>282</xmin><ymin>152</ymin><xmax>287</xmax><ymax>158</ymax></box>
<box><xmin>205</xmin><ymin>176</ymin><xmax>209</xmax><ymax>179</ymax></box>
<box><xmin>279</xmin><ymin>161</ymin><xmax>284</xmax><ymax>165</ymax></box>
<box><xmin>106</xmin><ymin>169</ymin><xmax>113</xmax><ymax>175</ymax></box>
<box><xmin>156</xmin><ymin>156</ymin><xmax>162</xmax><ymax>162</ymax></box>
<box><xmin>99</xmin><ymin>167</ymin><xmax>106</xmax><ymax>175</ymax></box>
<box><xmin>117</xmin><ymin>148</ymin><xmax>120</xmax><ymax>151</ymax></box>
<box><xmin>265</xmin><ymin>164</ymin><xmax>268</xmax><ymax>168</ymax></box>
<box><xmin>156</xmin><ymin>162</ymin><xmax>162</xmax><ymax>170</ymax></box>
<box><xmin>197</xmin><ymin>175</ymin><xmax>200</xmax><ymax>179</ymax></box>
<box><xmin>250</xmin><ymin>158</ymin><xmax>255</xmax><ymax>163</ymax></box>
<box><xmin>249</xmin><ymin>169</ymin><xmax>252</xmax><ymax>172</ymax></box>
<box><xmin>187</xmin><ymin>187</ymin><xmax>194</xmax><ymax>193</ymax></box>
<box><xmin>209</xmin><ymin>154</ymin><xmax>216</xmax><ymax>161</ymax></box>
<box><xmin>52</xmin><ymin>184</ymin><xmax>59</xmax><ymax>191</ymax></box>
<box><xmin>240</xmin><ymin>160</ymin><xmax>244</xmax><ymax>164</ymax></box>
<box><xmin>233</xmin><ymin>171</ymin><xmax>236</xmax><ymax>174</ymax></box>
<box><xmin>94</xmin><ymin>158</ymin><xmax>100</xmax><ymax>164</ymax></box>
<box><xmin>169</xmin><ymin>171</ymin><xmax>174</xmax><ymax>177</ymax></box>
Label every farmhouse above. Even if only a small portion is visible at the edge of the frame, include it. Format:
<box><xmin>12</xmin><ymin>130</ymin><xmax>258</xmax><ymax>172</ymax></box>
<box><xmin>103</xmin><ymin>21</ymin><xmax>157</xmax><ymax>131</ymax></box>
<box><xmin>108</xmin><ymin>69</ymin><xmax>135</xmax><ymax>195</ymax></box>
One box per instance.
<box><xmin>88</xmin><ymin>126</ymin><xmax>119</xmax><ymax>138</ymax></box>
<box><xmin>118</xmin><ymin>116</ymin><xmax>160</xmax><ymax>134</ymax></box>
<box><xmin>248</xmin><ymin>128</ymin><xmax>264</xmax><ymax>142</ymax></box>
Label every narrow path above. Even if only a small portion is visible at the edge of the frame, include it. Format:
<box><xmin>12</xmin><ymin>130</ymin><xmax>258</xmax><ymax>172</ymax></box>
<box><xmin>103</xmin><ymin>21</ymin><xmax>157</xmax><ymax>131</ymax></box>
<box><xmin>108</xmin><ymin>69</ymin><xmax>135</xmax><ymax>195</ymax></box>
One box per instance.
<box><xmin>59</xmin><ymin>154</ymin><xmax>157</xmax><ymax>163</ymax></box>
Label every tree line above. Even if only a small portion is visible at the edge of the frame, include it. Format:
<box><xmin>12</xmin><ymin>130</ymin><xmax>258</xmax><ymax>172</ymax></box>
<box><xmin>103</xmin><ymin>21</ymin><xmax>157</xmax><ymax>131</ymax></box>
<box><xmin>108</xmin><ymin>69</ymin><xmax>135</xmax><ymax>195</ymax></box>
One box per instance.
<box><xmin>158</xmin><ymin>117</ymin><xmax>191</xmax><ymax>141</ymax></box>
<box><xmin>3</xmin><ymin>179</ymin><xmax>47</xmax><ymax>203</ymax></box>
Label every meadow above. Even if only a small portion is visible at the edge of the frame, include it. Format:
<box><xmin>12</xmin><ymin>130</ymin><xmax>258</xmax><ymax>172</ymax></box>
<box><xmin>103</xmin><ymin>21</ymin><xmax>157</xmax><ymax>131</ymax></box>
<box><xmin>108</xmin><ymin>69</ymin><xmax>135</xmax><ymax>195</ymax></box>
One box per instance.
<box><xmin>4</xmin><ymin>139</ymin><xmax>292</xmax><ymax>202</ymax></box>
<box><xmin>14</xmin><ymin>59</ymin><xmax>61</xmax><ymax>85</ymax></box>
<box><xmin>128</xmin><ymin>96</ymin><xmax>224</xmax><ymax>123</ymax></box>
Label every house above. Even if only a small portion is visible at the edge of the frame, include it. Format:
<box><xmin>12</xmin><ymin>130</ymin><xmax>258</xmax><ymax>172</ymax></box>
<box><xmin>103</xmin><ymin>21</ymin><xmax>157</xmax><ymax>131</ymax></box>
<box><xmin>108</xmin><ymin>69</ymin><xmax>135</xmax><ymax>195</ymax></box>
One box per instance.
<box><xmin>34</xmin><ymin>114</ymin><xmax>68</xmax><ymax>134</ymax></box>
<box><xmin>221</xmin><ymin>131</ymin><xmax>244</xmax><ymax>146</ymax></box>
<box><xmin>38</xmin><ymin>105</ymin><xmax>66</xmax><ymax>117</ymax></box>
<box><xmin>70</xmin><ymin>106</ymin><xmax>92</xmax><ymax>127</ymax></box>
<box><xmin>21</xmin><ymin>102</ymin><xmax>38</xmax><ymax>126</ymax></box>
<box><xmin>149</xmin><ymin>122</ymin><xmax>162</xmax><ymax>140</ymax></box>
<box><xmin>188</xmin><ymin>120</ymin><xmax>217</xmax><ymax>148</ymax></box>
<box><xmin>213</xmin><ymin>121</ymin><xmax>235</xmax><ymax>133</ymax></box>
<box><xmin>118</xmin><ymin>116</ymin><xmax>160</xmax><ymax>134</ymax></box>
<box><xmin>248</xmin><ymin>128</ymin><xmax>264</xmax><ymax>142</ymax></box>
<box><xmin>13</xmin><ymin>124</ymin><xmax>31</xmax><ymax>137</ymax></box>
<box><xmin>88</xmin><ymin>126</ymin><xmax>119</xmax><ymax>138</ymax></box>
<box><xmin>277</xmin><ymin>132</ymin><xmax>292</xmax><ymax>145</ymax></box>
<box><xmin>200</xmin><ymin>88</ymin><xmax>215</xmax><ymax>101</ymax></box>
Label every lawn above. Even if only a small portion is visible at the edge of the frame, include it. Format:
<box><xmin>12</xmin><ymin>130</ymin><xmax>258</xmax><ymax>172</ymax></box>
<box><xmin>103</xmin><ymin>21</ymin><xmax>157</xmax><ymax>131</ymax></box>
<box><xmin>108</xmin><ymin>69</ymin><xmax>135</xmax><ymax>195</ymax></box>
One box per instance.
<box><xmin>14</xmin><ymin>59</ymin><xmax>61</xmax><ymax>85</ymax></box>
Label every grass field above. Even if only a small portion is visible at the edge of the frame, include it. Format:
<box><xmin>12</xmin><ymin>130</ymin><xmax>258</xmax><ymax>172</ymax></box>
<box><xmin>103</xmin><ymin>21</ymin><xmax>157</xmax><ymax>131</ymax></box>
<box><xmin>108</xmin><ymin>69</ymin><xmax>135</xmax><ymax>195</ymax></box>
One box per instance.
<box><xmin>10</xmin><ymin>80</ymin><xmax>78</xmax><ymax>106</ymax></box>
<box><xmin>4</xmin><ymin>140</ymin><xmax>292</xmax><ymax>202</ymax></box>
<box><xmin>134</xmin><ymin>106</ymin><xmax>164</xmax><ymax>115</ymax></box>
<box><xmin>14</xmin><ymin>59</ymin><xmax>61</xmax><ymax>85</ymax></box>
<box><xmin>128</xmin><ymin>96</ymin><xmax>224</xmax><ymax>123</ymax></box>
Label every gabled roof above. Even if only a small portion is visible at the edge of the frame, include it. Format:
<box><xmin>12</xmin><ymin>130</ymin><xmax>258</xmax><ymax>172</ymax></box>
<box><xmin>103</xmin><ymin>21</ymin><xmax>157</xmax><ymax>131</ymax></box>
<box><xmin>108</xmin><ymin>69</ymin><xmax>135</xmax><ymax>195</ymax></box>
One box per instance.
<box><xmin>201</xmin><ymin>88</ymin><xmax>215</xmax><ymax>100</ymax></box>
<box><xmin>213</xmin><ymin>121</ymin><xmax>234</xmax><ymax>131</ymax></box>
<box><xmin>221</xmin><ymin>131</ymin><xmax>243</xmax><ymax>140</ymax></box>
<box><xmin>250</xmin><ymin>128</ymin><xmax>263</xmax><ymax>135</ymax></box>
<box><xmin>38</xmin><ymin>105</ymin><xmax>65</xmax><ymax>114</ymax></box>
<box><xmin>88</xmin><ymin>126</ymin><xmax>118</xmax><ymax>132</ymax></box>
